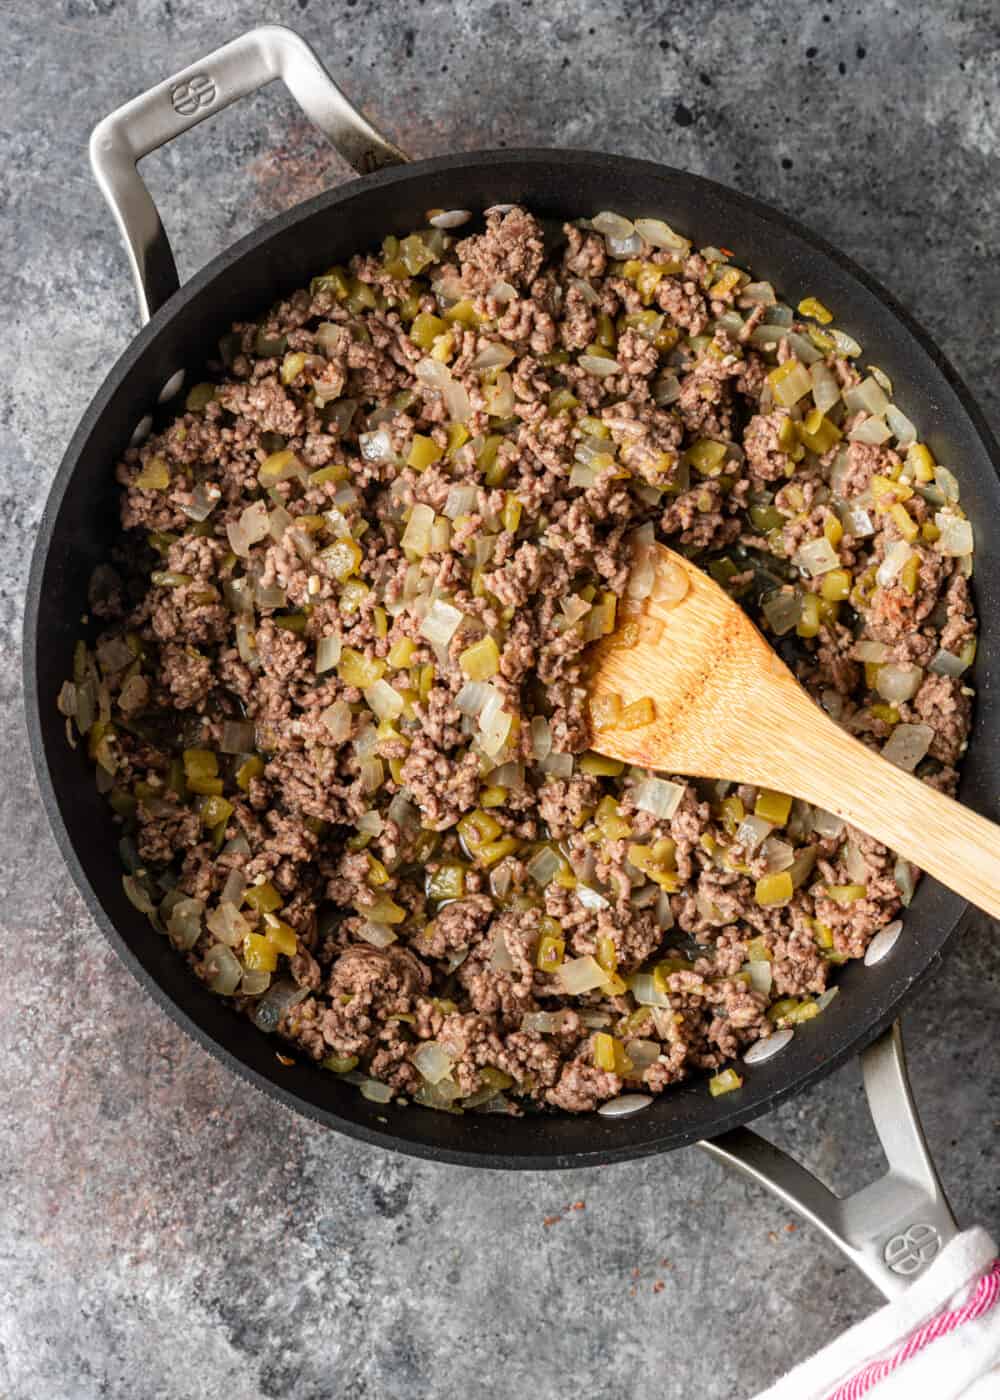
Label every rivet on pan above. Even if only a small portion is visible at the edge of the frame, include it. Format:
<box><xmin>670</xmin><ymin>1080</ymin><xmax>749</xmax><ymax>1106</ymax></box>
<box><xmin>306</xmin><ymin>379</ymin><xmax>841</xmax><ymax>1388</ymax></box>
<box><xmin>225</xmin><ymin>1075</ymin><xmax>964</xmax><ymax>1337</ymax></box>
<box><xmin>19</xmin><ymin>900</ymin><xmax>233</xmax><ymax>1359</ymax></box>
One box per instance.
<box><xmin>597</xmin><ymin>1093</ymin><xmax>653</xmax><ymax>1117</ymax></box>
<box><xmin>158</xmin><ymin>369</ymin><xmax>186</xmax><ymax>403</ymax></box>
<box><xmin>129</xmin><ymin>414</ymin><xmax>153</xmax><ymax>447</ymax></box>
<box><xmin>743</xmin><ymin>1027</ymin><xmax>794</xmax><ymax>1065</ymax></box>
<box><xmin>865</xmin><ymin>919</ymin><xmax>903</xmax><ymax>966</ymax></box>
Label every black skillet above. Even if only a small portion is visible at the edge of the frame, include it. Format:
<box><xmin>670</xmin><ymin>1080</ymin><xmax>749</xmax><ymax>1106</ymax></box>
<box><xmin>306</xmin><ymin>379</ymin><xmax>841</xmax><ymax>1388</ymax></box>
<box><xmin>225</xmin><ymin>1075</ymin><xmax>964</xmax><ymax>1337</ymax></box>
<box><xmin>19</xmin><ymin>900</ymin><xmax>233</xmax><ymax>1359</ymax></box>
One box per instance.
<box><xmin>24</xmin><ymin>25</ymin><xmax>999</xmax><ymax>1298</ymax></box>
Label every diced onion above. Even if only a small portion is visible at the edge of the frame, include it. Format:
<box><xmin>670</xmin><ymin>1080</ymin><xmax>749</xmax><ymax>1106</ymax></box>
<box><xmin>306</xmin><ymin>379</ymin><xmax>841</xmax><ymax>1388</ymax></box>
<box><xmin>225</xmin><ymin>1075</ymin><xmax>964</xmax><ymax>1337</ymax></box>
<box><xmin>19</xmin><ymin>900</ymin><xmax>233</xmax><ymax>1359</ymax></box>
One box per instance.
<box><xmin>844</xmin><ymin>840</ymin><xmax>868</xmax><ymax>885</ymax></box>
<box><xmin>419</xmin><ymin>598</ymin><xmax>463</xmax><ymax>645</ymax></box>
<box><xmin>634</xmin><ymin>217</ymin><xmax>691</xmax><ymax>252</ymax></box>
<box><xmin>360</xmin><ymin>429</ymin><xmax>393</xmax><ymax>462</ymax></box>
<box><xmin>761</xmin><ymin>837</ymin><xmax>795</xmax><ymax>872</ymax></box>
<box><xmin>762</xmin><ymin>589</ymin><xmax>802</xmax><ymax>635</ymax></box>
<box><xmin>454</xmin><ymin>680</ymin><xmax>490</xmax><ymax>717</ymax></box>
<box><xmin>204</xmin><ymin>944</ymin><xmax>242</xmax><ymax>995</ymax></box>
<box><xmin>736</xmin><ymin>814</ymin><xmax>772</xmax><ymax>854</ymax></box>
<box><xmin>316</xmin><ymin>634</ymin><xmax>342</xmax><ymax>673</ymax></box>
<box><xmin>652</xmin><ymin>372</ymin><xmax>682</xmax><ymax>406</ymax></box>
<box><xmin>541</xmin><ymin>751</ymin><xmax>573</xmax><ymax>777</ymax></box>
<box><xmin>530</xmin><ymin>715</ymin><xmax>552</xmax><ymax>760</ymax></box>
<box><xmin>842</xmin><ymin>505</ymin><xmax>875</xmax><ymax>538</ymax></box>
<box><xmin>561</xmin><ymin>594</ymin><xmax>592</xmax><ymax>624</ymax></box>
<box><xmin>747</xmin><ymin>960</ymin><xmax>773</xmax><ymax>996</ymax></box>
<box><xmin>854</xmin><ymin>639</ymin><xmax>889</xmax><ymax>662</ymax></box>
<box><xmin>650</xmin><ymin>559</ymin><xmax>689</xmax><ymax>608</ymax></box>
<box><xmin>221</xmin><ymin>869</ymin><xmax>247</xmax><ymax>908</ymax></box>
<box><xmin>848</xmin><ymin>416</ymin><xmax>892</xmax><ymax>445</ymax></box>
<box><xmin>321</xmin><ymin>699</ymin><xmax>352</xmax><ymax>742</ymax></box>
<box><xmin>235</xmin><ymin>621</ymin><xmax>257</xmax><ymax>667</ymax></box>
<box><xmin>444</xmin><ymin>484</ymin><xmax>478</xmax><ymax>518</ymax></box>
<box><xmin>579</xmin><ymin>354</ymin><xmax>622</xmax><ymax>378</ymax></box>
<box><xmin>794</xmin><ymin>536</ymin><xmax>840</xmax><ymax>578</ymax></box>
<box><xmin>655</xmin><ymin>891</ymin><xmax>674</xmax><ymax>930</ymax></box>
<box><xmin>934</xmin><ymin>466</ymin><xmax>961</xmax><ymax>502</ymax></box>
<box><xmin>875</xmin><ymin>663</ymin><xmax>923</xmax><ymax>703</ymax></box>
<box><xmin>251</xmin><ymin>978</ymin><xmax>307</xmax><ymax>1033</ymax></box>
<box><xmin>750</xmin><ymin>323</ymin><xmax>793</xmax><ymax>348</ymax></box>
<box><xmin>629</xmin><ymin>973</ymin><xmax>671</xmax><ymax>1008</ymax></box>
<box><xmin>886</xmin><ymin>403</ymin><xmax>917</xmax><ymax>447</ymax></box>
<box><xmin>844</xmin><ymin>375</ymin><xmax>890</xmax><ymax>417</ymax></box>
<box><xmin>166</xmin><ymin>896</ymin><xmax>204</xmax><ymax>951</ymax></box>
<box><xmin>268</xmin><ymin>505</ymin><xmax>292</xmax><ymax>543</ymax></box>
<box><xmin>254</xmin><ymin>579</ymin><xmax>286</xmax><ymax>609</ymax></box>
<box><xmin>785</xmin><ymin>331</ymin><xmax>821</xmax><ymax>365</ymax></box>
<box><xmin>489</xmin><ymin>926</ymin><xmax>515</xmax><ymax>971</ymax></box>
<box><xmin>810</xmin><ymin>807</ymin><xmax>845</xmax><ymax>839</ymax></box>
<box><xmin>526</xmin><ymin>846</ymin><xmax>562</xmax><ymax>886</ymax></box>
<box><xmin>929</xmin><ymin>648</ymin><xmax>968</xmax><ymax>678</ymax></box>
<box><xmin>592</xmin><ymin>211</ymin><xmax>636</xmax><ymax>240</ymax></box>
<box><xmin>444</xmin><ymin>378</ymin><xmax>472</xmax><ymax>423</ymax></box>
<box><xmin>364</xmin><ymin>679</ymin><xmax>405</xmax><ymax>721</ymax></box>
<box><xmin>415</xmin><ymin>357</ymin><xmax>451</xmax><ymax>389</ymax></box>
<box><xmin>569</xmin><ymin>463</ymin><xmax>596</xmax><ymax>489</ymax></box>
<box><xmin>576</xmin><ymin>885</ymin><xmax>609</xmax><ymax>911</ymax></box>
<box><xmin>521</xmin><ymin>1009</ymin><xmax>576</xmax><ymax>1035</ymax></box>
<box><xmin>894</xmin><ymin>859</ymin><xmax>918</xmax><ymax>906</ymax></box>
<box><xmin>359</xmin><ymin>1078</ymin><xmax>394</xmax><ymax>1103</ymax></box>
<box><xmin>632</xmin><ymin>776</ymin><xmax>685</xmax><ymax>820</ymax></box>
<box><xmin>830</xmin><ymin>328</ymin><xmax>862</xmax><ymax>357</ymax></box>
<box><xmin>876</xmin><ymin>540</ymin><xmax>912</xmax><ymax>587</ymax></box>
<box><xmin>934</xmin><ymin>512</ymin><xmax>973</xmax><ymax>557</ymax></box>
<box><xmin>472</xmin><ymin>342</ymin><xmax>516</xmax><ymax>371</ymax></box>
<box><xmin>402</xmin><ymin>503</ymin><xmax>436</xmax><ymax>556</ymax></box>
<box><xmin>882</xmin><ymin>722</ymin><xmax>933</xmax><ymax>772</ymax></box>
<box><xmin>181</xmin><ymin>481</ymin><xmax>220</xmax><ymax>523</ymax></box>
<box><xmin>810</xmin><ymin>362</ymin><xmax>841</xmax><ymax>414</ymax></box>
<box><xmin>555</xmin><ymin>955</ymin><xmax>608</xmax><ymax>995</ymax></box>
<box><xmin>358</xmin><ymin>920</ymin><xmax>397</xmax><ymax>949</ymax></box>
<box><xmin>815</xmin><ymin>987</ymin><xmax>840</xmax><ymax>1013</ymax></box>
<box><xmin>206</xmin><ymin>901</ymin><xmax>251</xmax><ymax>948</ymax></box>
<box><xmin>740</xmin><ymin>280</ymin><xmax>776</xmax><ymax>306</ymax></box>
<box><xmin>227</xmin><ymin>500</ymin><xmax>270</xmax><ymax>557</ymax></box>
<box><xmin>359</xmin><ymin>757</ymin><xmax>384</xmax><ymax>793</ymax></box>
<box><xmin>478</xmin><ymin>687</ymin><xmax>513</xmax><ymax>757</ymax></box>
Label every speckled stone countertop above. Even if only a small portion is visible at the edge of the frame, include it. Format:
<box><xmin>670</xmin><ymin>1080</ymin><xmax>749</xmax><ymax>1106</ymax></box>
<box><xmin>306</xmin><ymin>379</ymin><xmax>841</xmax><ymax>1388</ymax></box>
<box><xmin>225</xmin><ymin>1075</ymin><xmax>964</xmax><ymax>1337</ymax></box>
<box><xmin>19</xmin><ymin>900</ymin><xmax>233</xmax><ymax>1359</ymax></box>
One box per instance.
<box><xmin>2</xmin><ymin>3</ymin><xmax>998</xmax><ymax>1396</ymax></box>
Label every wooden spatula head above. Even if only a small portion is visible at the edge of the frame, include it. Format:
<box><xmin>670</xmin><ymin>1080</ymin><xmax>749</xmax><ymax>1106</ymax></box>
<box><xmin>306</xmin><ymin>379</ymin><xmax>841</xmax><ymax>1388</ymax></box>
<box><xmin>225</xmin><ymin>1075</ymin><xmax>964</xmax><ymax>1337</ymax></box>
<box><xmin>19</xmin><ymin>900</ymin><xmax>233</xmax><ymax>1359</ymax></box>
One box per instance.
<box><xmin>587</xmin><ymin>543</ymin><xmax>1000</xmax><ymax>920</ymax></box>
<box><xmin>588</xmin><ymin>543</ymin><xmax>806</xmax><ymax>787</ymax></box>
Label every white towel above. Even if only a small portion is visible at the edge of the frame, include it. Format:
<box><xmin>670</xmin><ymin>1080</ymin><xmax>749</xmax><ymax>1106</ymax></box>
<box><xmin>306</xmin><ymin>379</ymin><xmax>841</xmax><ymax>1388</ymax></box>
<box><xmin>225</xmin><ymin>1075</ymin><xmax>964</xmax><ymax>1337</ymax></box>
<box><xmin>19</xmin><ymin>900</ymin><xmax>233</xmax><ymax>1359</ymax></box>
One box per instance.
<box><xmin>751</xmin><ymin>1228</ymin><xmax>1000</xmax><ymax>1400</ymax></box>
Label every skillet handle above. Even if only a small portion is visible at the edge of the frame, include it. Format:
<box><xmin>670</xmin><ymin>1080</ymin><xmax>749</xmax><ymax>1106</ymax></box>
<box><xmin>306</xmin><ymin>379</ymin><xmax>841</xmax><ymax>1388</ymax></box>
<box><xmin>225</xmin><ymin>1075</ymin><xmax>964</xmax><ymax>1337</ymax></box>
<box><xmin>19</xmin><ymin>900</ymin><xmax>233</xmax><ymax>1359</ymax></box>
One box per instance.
<box><xmin>699</xmin><ymin>1022</ymin><xmax>958</xmax><ymax>1300</ymax></box>
<box><xmin>89</xmin><ymin>24</ymin><xmax>407</xmax><ymax>325</ymax></box>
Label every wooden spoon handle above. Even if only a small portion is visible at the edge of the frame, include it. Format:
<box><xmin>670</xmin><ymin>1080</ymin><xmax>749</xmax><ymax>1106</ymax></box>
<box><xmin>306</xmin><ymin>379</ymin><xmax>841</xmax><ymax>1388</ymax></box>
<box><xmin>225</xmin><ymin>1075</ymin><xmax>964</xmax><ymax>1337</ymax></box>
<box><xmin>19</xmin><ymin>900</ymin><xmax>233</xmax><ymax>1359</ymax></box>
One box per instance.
<box><xmin>774</xmin><ymin>703</ymin><xmax>1000</xmax><ymax>920</ymax></box>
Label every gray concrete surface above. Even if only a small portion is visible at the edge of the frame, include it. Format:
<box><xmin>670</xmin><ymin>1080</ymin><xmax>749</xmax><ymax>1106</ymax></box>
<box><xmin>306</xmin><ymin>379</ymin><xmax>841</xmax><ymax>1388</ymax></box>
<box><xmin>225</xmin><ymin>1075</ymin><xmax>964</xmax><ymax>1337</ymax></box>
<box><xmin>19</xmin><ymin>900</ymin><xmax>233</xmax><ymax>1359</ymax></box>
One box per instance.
<box><xmin>2</xmin><ymin>2</ymin><xmax>998</xmax><ymax>1396</ymax></box>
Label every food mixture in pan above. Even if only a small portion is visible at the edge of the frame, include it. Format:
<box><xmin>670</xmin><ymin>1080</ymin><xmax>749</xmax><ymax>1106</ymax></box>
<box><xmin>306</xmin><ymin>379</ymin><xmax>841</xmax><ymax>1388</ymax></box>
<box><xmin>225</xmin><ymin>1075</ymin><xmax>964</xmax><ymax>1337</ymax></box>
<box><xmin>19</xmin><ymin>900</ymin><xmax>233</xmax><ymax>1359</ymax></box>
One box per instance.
<box><xmin>64</xmin><ymin>205</ymin><xmax>977</xmax><ymax>1115</ymax></box>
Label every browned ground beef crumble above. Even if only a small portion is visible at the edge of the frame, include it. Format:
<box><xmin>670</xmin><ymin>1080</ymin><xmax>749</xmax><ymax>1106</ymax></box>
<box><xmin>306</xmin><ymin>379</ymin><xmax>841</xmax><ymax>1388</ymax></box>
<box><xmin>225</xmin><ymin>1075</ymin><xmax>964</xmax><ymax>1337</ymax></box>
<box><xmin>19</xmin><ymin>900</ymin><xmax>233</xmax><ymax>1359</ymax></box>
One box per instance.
<box><xmin>67</xmin><ymin>205</ymin><xmax>977</xmax><ymax>1115</ymax></box>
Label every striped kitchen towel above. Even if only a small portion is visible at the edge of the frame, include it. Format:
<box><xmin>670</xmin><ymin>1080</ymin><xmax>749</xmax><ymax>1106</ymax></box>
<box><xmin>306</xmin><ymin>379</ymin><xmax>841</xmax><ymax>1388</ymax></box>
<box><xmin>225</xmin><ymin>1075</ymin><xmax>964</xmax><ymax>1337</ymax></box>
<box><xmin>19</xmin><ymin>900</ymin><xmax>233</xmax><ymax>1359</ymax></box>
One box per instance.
<box><xmin>752</xmin><ymin>1227</ymin><xmax>1000</xmax><ymax>1399</ymax></box>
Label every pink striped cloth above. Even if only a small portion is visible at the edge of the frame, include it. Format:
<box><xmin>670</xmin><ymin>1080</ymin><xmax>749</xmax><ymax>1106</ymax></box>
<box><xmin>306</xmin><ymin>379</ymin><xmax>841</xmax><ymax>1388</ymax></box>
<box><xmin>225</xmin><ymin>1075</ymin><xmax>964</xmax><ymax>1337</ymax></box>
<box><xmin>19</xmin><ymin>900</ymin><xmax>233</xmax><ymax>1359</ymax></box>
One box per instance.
<box><xmin>753</xmin><ymin>1228</ymin><xmax>1000</xmax><ymax>1400</ymax></box>
<box><xmin>827</xmin><ymin>1258</ymin><xmax>1000</xmax><ymax>1399</ymax></box>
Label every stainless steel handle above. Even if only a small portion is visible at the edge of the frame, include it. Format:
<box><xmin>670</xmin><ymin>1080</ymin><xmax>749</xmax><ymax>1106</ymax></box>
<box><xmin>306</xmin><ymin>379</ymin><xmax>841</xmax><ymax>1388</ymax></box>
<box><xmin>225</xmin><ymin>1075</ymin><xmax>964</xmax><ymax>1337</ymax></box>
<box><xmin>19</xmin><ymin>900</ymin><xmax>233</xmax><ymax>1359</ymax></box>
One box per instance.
<box><xmin>89</xmin><ymin>23</ymin><xmax>407</xmax><ymax>324</ymax></box>
<box><xmin>700</xmin><ymin>1022</ymin><xmax>957</xmax><ymax>1299</ymax></box>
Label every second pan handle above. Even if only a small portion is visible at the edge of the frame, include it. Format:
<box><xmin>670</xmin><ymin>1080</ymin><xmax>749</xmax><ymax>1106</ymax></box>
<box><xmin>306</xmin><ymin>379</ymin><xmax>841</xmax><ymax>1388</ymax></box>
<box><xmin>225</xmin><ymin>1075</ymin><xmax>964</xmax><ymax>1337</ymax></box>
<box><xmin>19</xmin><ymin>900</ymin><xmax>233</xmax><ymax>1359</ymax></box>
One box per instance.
<box><xmin>89</xmin><ymin>24</ymin><xmax>408</xmax><ymax>324</ymax></box>
<box><xmin>700</xmin><ymin>1021</ymin><xmax>958</xmax><ymax>1300</ymax></box>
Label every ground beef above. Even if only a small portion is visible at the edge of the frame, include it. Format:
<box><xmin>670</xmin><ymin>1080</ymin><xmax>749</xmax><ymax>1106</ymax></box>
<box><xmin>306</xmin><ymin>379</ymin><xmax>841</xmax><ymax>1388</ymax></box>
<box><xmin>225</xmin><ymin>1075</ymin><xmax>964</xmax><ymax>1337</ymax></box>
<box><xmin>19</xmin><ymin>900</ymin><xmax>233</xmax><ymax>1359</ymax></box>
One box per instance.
<box><xmin>72</xmin><ymin>203</ymin><xmax>977</xmax><ymax>1118</ymax></box>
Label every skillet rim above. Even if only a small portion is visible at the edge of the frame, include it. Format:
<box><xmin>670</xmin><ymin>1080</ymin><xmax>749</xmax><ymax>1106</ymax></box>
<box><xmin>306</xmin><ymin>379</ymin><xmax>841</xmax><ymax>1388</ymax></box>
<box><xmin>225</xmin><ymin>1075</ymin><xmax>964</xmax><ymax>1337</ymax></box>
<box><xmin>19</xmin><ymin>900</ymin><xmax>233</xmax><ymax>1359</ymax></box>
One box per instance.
<box><xmin>24</xmin><ymin>147</ymin><xmax>997</xmax><ymax>1168</ymax></box>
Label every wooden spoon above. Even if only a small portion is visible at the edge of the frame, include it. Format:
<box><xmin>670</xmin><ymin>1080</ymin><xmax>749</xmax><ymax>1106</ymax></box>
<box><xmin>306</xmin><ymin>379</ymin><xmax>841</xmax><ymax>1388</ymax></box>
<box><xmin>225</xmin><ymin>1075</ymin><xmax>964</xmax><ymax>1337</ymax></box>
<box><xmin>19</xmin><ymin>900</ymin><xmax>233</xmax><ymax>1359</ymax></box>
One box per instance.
<box><xmin>588</xmin><ymin>543</ymin><xmax>1000</xmax><ymax>919</ymax></box>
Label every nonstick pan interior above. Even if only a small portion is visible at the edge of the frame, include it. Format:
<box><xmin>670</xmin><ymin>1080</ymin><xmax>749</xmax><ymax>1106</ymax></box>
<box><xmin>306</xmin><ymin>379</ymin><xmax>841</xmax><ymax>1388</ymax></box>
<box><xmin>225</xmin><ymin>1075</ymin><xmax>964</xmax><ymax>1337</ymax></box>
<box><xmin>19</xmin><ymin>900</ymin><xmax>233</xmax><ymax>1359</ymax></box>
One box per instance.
<box><xmin>25</xmin><ymin>151</ymin><xmax>1000</xmax><ymax>1167</ymax></box>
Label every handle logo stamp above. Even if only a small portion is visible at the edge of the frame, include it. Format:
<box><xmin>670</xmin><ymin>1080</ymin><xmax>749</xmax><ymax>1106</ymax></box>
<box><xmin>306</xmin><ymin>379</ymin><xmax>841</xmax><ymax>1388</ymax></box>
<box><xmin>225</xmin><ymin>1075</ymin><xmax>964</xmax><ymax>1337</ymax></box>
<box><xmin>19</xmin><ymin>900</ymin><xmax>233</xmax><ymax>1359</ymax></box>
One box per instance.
<box><xmin>170</xmin><ymin>73</ymin><xmax>216</xmax><ymax>117</ymax></box>
<box><xmin>883</xmin><ymin>1223</ymin><xmax>942</xmax><ymax>1276</ymax></box>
